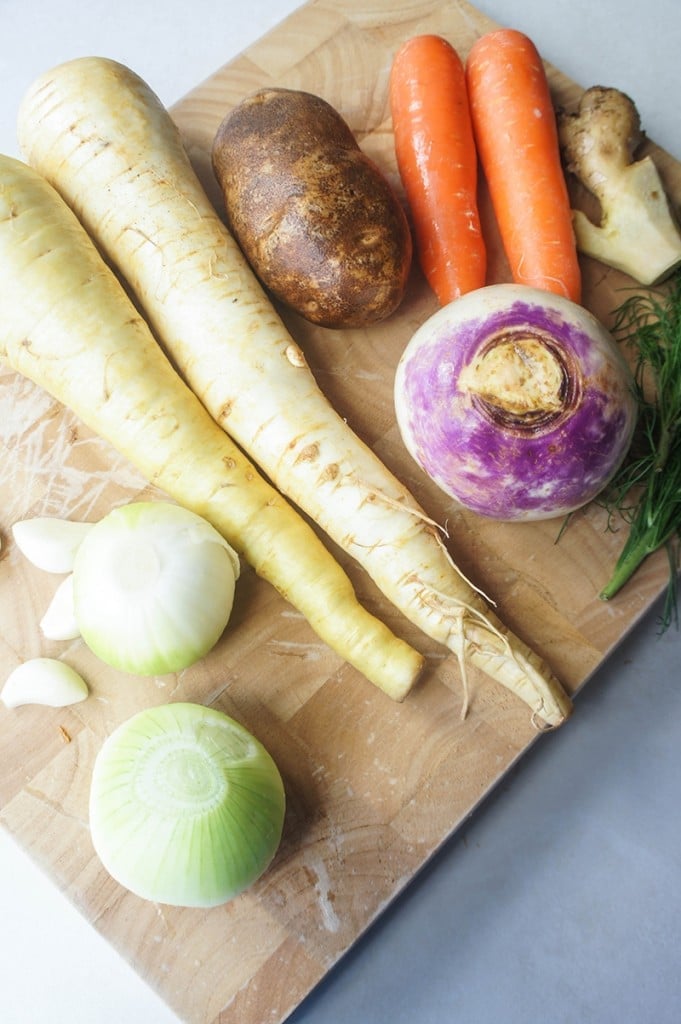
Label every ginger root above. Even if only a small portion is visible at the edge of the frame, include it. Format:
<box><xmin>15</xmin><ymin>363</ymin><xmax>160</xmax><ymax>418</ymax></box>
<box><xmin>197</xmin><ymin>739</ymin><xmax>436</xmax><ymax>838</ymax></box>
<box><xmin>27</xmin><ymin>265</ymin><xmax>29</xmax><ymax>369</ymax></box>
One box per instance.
<box><xmin>558</xmin><ymin>86</ymin><xmax>681</xmax><ymax>285</ymax></box>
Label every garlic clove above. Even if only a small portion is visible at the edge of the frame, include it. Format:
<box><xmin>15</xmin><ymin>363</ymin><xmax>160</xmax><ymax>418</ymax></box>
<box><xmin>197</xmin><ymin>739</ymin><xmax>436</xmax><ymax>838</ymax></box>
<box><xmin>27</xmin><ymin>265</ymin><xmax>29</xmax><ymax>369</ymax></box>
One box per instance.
<box><xmin>40</xmin><ymin>575</ymin><xmax>81</xmax><ymax>641</ymax></box>
<box><xmin>12</xmin><ymin>517</ymin><xmax>94</xmax><ymax>573</ymax></box>
<box><xmin>1</xmin><ymin>658</ymin><xmax>89</xmax><ymax>708</ymax></box>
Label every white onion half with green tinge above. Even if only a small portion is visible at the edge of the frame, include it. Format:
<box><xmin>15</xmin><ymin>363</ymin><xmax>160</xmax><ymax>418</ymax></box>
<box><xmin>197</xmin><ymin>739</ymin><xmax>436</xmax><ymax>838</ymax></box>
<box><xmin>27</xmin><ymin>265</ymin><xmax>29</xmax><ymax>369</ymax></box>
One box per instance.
<box><xmin>72</xmin><ymin>502</ymin><xmax>240</xmax><ymax>675</ymax></box>
<box><xmin>89</xmin><ymin>702</ymin><xmax>286</xmax><ymax>907</ymax></box>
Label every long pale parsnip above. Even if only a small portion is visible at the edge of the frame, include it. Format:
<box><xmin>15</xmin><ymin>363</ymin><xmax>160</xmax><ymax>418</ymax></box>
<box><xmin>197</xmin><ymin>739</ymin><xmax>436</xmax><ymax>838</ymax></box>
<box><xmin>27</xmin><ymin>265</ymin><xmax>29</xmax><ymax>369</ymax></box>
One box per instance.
<box><xmin>17</xmin><ymin>57</ymin><xmax>573</xmax><ymax>727</ymax></box>
<box><xmin>0</xmin><ymin>154</ymin><xmax>424</xmax><ymax>700</ymax></box>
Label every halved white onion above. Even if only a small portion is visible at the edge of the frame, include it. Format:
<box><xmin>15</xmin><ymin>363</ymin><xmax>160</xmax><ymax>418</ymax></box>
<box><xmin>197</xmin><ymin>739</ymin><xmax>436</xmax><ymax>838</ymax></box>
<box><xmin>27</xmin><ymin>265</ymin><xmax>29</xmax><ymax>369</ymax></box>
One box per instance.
<box><xmin>89</xmin><ymin>702</ymin><xmax>286</xmax><ymax>907</ymax></box>
<box><xmin>72</xmin><ymin>502</ymin><xmax>240</xmax><ymax>675</ymax></box>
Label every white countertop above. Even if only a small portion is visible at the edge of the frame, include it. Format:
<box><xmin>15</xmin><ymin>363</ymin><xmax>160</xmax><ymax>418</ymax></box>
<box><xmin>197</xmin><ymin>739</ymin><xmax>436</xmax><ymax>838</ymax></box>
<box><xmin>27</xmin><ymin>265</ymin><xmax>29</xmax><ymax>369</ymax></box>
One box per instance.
<box><xmin>1</xmin><ymin>1</ymin><xmax>680</xmax><ymax>1022</ymax></box>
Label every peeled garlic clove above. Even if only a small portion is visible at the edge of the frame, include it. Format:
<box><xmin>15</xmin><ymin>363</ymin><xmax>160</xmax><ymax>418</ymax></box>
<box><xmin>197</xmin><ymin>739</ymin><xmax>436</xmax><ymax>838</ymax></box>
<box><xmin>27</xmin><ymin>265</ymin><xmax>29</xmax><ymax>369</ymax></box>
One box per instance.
<box><xmin>41</xmin><ymin>575</ymin><xmax>81</xmax><ymax>641</ymax></box>
<box><xmin>1</xmin><ymin>658</ymin><xmax>89</xmax><ymax>708</ymax></box>
<box><xmin>12</xmin><ymin>517</ymin><xmax>94</xmax><ymax>573</ymax></box>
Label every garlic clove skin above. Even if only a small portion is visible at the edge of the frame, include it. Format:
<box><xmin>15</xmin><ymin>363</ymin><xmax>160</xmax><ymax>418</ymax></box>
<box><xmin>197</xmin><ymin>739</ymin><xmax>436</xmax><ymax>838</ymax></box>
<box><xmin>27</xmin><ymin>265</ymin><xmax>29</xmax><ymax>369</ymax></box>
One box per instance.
<box><xmin>40</xmin><ymin>575</ymin><xmax>81</xmax><ymax>641</ymax></box>
<box><xmin>12</xmin><ymin>517</ymin><xmax>94</xmax><ymax>573</ymax></box>
<box><xmin>1</xmin><ymin>658</ymin><xmax>89</xmax><ymax>708</ymax></box>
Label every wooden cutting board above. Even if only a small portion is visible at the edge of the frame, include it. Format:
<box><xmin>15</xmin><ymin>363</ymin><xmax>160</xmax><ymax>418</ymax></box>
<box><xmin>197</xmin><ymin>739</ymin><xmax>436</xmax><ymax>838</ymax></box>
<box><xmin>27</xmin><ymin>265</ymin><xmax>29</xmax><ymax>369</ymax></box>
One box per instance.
<box><xmin>1</xmin><ymin>1</ymin><xmax>677</xmax><ymax>1021</ymax></box>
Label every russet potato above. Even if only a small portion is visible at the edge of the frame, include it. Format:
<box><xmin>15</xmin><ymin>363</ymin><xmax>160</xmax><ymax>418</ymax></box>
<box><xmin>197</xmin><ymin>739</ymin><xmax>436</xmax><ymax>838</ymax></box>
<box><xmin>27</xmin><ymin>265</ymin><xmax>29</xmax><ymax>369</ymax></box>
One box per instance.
<box><xmin>211</xmin><ymin>87</ymin><xmax>412</xmax><ymax>329</ymax></box>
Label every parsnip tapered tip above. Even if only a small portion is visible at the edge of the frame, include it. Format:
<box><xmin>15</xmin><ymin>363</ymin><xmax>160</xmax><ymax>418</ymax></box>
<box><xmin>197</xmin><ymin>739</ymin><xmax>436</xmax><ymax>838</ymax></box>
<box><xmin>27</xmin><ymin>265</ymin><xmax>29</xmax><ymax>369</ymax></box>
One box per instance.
<box><xmin>531</xmin><ymin>692</ymin><xmax>573</xmax><ymax>731</ymax></box>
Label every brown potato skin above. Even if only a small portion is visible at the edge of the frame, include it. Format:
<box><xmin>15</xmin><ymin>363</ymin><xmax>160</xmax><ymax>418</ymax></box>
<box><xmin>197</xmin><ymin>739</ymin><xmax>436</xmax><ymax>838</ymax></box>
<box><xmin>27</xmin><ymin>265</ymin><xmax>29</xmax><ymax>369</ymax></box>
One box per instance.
<box><xmin>211</xmin><ymin>88</ymin><xmax>412</xmax><ymax>329</ymax></box>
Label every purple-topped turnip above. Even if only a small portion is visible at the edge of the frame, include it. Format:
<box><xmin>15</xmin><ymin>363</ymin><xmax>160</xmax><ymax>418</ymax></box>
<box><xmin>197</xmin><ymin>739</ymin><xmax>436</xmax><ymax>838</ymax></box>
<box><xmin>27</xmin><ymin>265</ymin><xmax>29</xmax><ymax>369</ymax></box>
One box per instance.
<box><xmin>394</xmin><ymin>284</ymin><xmax>637</xmax><ymax>521</ymax></box>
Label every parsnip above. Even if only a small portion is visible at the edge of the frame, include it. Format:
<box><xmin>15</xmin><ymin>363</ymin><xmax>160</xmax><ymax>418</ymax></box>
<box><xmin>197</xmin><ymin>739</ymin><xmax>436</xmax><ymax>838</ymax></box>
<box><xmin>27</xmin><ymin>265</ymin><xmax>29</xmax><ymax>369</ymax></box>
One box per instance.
<box><xmin>17</xmin><ymin>57</ymin><xmax>573</xmax><ymax>727</ymax></box>
<box><xmin>0</xmin><ymin>155</ymin><xmax>423</xmax><ymax>700</ymax></box>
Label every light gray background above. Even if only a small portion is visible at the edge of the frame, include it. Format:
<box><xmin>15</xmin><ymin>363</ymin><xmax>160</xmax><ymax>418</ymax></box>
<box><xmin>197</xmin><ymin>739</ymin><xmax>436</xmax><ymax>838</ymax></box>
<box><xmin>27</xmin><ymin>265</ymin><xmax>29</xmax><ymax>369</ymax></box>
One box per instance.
<box><xmin>1</xmin><ymin>1</ymin><xmax>680</xmax><ymax>1021</ymax></box>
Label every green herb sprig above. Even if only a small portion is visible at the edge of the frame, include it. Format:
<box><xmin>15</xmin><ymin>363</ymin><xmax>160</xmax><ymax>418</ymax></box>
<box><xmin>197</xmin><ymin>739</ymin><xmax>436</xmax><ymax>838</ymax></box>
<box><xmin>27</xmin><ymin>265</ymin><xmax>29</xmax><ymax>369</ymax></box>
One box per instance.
<box><xmin>599</xmin><ymin>270</ymin><xmax>681</xmax><ymax>630</ymax></box>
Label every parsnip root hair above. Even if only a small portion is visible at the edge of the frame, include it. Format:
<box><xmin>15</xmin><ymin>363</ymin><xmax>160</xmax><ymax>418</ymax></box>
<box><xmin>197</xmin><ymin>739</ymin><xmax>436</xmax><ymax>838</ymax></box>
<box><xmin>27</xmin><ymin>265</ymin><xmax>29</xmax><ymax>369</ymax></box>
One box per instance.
<box><xmin>17</xmin><ymin>56</ymin><xmax>572</xmax><ymax>727</ymax></box>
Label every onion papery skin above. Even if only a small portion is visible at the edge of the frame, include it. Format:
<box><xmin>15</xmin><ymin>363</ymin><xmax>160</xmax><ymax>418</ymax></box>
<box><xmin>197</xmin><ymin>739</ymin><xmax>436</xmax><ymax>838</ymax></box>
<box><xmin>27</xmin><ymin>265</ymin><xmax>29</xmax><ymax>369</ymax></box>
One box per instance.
<box><xmin>72</xmin><ymin>502</ymin><xmax>239</xmax><ymax>675</ymax></box>
<box><xmin>89</xmin><ymin>702</ymin><xmax>286</xmax><ymax>908</ymax></box>
<box><xmin>394</xmin><ymin>284</ymin><xmax>638</xmax><ymax>521</ymax></box>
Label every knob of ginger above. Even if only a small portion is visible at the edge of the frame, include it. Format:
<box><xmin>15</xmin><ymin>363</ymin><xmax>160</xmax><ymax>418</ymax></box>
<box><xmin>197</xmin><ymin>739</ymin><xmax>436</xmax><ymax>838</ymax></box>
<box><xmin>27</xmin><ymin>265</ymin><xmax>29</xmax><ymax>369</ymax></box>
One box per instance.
<box><xmin>558</xmin><ymin>86</ymin><xmax>681</xmax><ymax>285</ymax></box>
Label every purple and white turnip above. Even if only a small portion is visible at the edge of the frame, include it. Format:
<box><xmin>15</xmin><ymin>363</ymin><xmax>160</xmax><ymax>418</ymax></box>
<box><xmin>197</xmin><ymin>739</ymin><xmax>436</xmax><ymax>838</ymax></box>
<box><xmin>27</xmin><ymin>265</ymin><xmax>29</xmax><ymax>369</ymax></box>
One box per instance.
<box><xmin>394</xmin><ymin>284</ymin><xmax>637</xmax><ymax>521</ymax></box>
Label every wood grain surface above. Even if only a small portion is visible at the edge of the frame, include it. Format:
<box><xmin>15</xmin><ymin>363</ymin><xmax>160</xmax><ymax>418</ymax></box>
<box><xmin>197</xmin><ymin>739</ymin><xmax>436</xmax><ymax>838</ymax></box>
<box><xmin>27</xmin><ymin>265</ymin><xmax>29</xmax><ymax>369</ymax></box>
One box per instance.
<box><xmin>1</xmin><ymin>1</ymin><xmax>677</xmax><ymax>1022</ymax></box>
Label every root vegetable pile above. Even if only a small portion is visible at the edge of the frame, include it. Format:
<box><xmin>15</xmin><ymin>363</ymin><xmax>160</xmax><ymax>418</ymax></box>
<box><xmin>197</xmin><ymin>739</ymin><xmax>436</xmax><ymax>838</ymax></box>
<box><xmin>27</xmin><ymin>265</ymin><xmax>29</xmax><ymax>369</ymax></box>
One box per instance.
<box><xmin>4</xmin><ymin>17</ymin><xmax>681</xmax><ymax>914</ymax></box>
<box><xmin>9</xmin><ymin>54</ymin><xmax>573</xmax><ymax>726</ymax></box>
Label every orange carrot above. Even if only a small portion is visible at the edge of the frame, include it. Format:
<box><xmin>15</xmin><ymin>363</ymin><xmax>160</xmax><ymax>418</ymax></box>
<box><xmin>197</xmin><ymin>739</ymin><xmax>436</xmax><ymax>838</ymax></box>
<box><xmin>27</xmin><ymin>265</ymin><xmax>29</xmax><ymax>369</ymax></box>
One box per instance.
<box><xmin>465</xmin><ymin>28</ymin><xmax>581</xmax><ymax>303</ymax></box>
<box><xmin>389</xmin><ymin>34</ymin><xmax>486</xmax><ymax>305</ymax></box>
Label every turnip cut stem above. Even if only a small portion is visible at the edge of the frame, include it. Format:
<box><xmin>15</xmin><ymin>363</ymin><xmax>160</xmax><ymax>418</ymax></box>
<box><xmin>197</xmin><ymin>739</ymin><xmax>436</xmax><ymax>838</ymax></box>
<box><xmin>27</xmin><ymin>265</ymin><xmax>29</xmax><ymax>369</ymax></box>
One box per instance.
<box><xmin>17</xmin><ymin>57</ymin><xmax>572</xmax><ymax>727</ymax></box>
<box><xmin>0</xmin><ymin>155</ymin><xmax>423</xmax><ymax>700</ymax></box>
